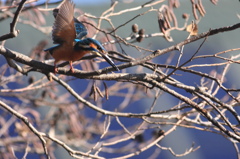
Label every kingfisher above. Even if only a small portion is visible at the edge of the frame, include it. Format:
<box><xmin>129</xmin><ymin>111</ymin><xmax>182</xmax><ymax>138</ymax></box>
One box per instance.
<box><xmin>44</xmin><ymin>0</ymin><xmax>119</xmax><ymax>73</ymax></box>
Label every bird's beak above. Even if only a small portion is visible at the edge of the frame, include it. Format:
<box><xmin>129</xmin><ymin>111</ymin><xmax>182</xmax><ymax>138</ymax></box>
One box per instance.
<box><xmin>92</xmin><ymin>49</ymin><xmax>119</xmax><ymax>71</ymax></box>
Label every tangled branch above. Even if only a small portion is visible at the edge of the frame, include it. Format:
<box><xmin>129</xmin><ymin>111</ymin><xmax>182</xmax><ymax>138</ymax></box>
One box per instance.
<box><xmin>0</xmin><ymin>0</ymin><xmax>240</xmax><ymax>158</ymax></box>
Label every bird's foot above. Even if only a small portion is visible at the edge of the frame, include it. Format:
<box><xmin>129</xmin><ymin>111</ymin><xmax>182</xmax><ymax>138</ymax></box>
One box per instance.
<box><xmin>70</xmin><ymin>67</ymin><xmax>74</xmax><ymax>73</ymax></box>
<box><xmin>54</xmin><ymin>67</ymin><xmax>58</xmax><ymax>74</ymax></box>
<box><xmin>69</xmin><ymin>62</ymin><xmax>74</xmax><ymax>73</ymax></box>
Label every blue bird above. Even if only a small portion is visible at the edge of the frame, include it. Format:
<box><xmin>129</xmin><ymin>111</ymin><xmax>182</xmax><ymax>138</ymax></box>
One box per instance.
<box><xmin>44</xmin><ymin>0</ymin><xmax>119</xmax><ymax>73</ymax></box>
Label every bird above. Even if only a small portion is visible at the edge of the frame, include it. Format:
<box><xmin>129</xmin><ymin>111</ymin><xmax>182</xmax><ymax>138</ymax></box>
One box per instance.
<box><xmin>52</xmin><ymin>6</ymin><xmax>87</xmax><ymax>40</ymax></box>
<box><xmin>44</xmin><ymin>0</ymin><xmax>119</xmax><ymax>73</ymax></box>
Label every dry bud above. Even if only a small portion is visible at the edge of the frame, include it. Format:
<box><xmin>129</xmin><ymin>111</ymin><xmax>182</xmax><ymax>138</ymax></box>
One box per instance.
<box><xmin>138</xmin><ymin>29</ymin><xmax>145</xmax><ymax>36</ymax></box>
<box><xmin>41</xmin><ymin>90</ymin><xmax>47</xmax><ymax>98</ymax></box>
<box><xmin>152</xmin><ymin>129</ymin><xmax>165</xmax><ymax>139</ymax></box>
<box><xmin>28</xmin><ymin>76</ymin><xmax>35</xmax><ymax>84</ymax></box>
<box><xmin>173</xmin><ymin>0</ymin><xmax>180</xmax><ymax>8</ymax></box>
<box><xmin>135</xmin><ymin>134</ymin><xmax>144</xmax><ymax>143</ymax></box>
<box><xmin>132</xmin><ymin>24</ymin><xmax>139</xmax><ymax>33</ymax></box>
<box><xmin>136</xmin><ymin>35</ymin><xmax>144</xmax><ymax>42</ymax></box>
<box><xmin>182</xmin><ymin>13</ymin><xmax>189</xmax><ymax>19</ymax></box>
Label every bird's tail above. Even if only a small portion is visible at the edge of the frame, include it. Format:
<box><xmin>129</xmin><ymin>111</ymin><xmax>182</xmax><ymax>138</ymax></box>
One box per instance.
<box><xmin>44</xmin><ymin>44</ymin><xmax>60</xmax><ymax>55</ymax></box>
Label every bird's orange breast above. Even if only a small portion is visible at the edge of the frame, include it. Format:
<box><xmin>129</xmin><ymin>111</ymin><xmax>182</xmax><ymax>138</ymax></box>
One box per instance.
<box><xmin>71</xmin><ymin>50</ymin><xmax>90</xmax><ymax>62</ymax></box>
<box><xmin>51</xmin><ymin>44</ymin><xmax>91</xmax><ymax>64</ymax></box>
<box><xmin>51</xmin><ymin>44</ymin><xmax>73</xmax><ymax>64</ymax></box>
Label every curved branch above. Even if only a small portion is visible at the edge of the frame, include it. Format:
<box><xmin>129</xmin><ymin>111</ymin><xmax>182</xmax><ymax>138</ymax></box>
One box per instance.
<box><xmin>0</xmin><ymin>0</ymin><xmax>28</xmax><ymax>41</ymax></box>
<box><xmin>0</xmin><ymin>100</ymin><xmax>50</xmax><ymax>159</ymax></box>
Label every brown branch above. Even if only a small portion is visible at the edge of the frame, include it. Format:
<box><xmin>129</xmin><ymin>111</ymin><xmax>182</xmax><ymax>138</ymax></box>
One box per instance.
<box><xmin>0</xmin><ymin>0</ymin><xmax>28</xmax><ymax>41</ymax></box>
<box><xmin>1</xmin><ymin>1</ymin><xmax>239</xmax><ymax>158</ymax></box>
<box><xmin>0</xmin><ymin>100</ymin><xmax>50</xmax><ymax>159</ymax></box>
<box><xmin>156</xmin><ymin>142</ymin><xmax>200</xmax><ymax>157</ymax></box>
<box><xmin>50</xmin><ymin>73</ymin><xmax>149</xmax><ymax>118</ymax></box>
<box><xmin>83</xmin><ymin>73</ymin><xmax>240</xmax><ymax>141</ymax></box>
<box><xmin>0</xmin><ymin>0</ymin><xmax>61</xmax><ymax>22</ymax></box>
<box><xmin>0</xmin><ymin>22</ymin><xmax>239</xmax><ymax>77</ymax></box>
<box><xmin>0</xmin><ymin>100</ymin><xmax>109</xmax><ymax>159</ymax></box>
<box><xmin>135</xmin><ymin>22</ymin><xmax>240</xmax><ymax>67</ymax></box>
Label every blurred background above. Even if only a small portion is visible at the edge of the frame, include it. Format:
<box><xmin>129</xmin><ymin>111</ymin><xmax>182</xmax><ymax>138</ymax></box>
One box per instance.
<box><xmin>0</xmin><ymin>0</ymin><xmax>240</xmax><ymax>158</ymax></box>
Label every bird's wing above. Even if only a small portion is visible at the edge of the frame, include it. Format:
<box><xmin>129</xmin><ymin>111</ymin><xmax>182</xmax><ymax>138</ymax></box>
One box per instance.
<box><xmin>44</xmin><ymin>44</ymin><xmax>60</xmax><ymax>54</ymax></box>
<box><xmin>52</xmin><ymin>0</ymin><xmax>76</xmax><ymax>44</ymax></box>
<box><xmin>74</xmin><ymin>18</ymin><xmax>88</xmax><ymax>39</ymax></box>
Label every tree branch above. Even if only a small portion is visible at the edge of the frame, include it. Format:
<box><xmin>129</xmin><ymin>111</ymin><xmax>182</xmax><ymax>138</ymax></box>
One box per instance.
<box><xmin>0</xmin><ymin>0</ymin><xmax>28</xmax><ymax>41</ymax></box>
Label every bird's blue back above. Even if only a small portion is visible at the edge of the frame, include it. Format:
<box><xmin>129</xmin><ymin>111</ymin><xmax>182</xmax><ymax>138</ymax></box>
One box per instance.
<box><xmin>74</xmin><ymin>18</ymin><xmax>88</xmax><ymax>40</ymax></box>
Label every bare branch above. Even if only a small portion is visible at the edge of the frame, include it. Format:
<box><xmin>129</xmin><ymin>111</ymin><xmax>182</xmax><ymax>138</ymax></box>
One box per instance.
<box><xmin>0</xmin><ymin>0</ymin><xmax>27</xmax><ymax>41</ymax></box>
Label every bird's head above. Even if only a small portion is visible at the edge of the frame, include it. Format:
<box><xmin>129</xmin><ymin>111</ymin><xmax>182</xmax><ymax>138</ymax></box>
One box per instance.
<box><xmin>74</xmin><ymin>38</ymin><xmax>119</xmax><ymax>71</ymax></box>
